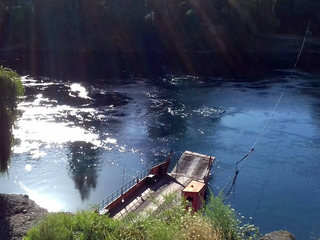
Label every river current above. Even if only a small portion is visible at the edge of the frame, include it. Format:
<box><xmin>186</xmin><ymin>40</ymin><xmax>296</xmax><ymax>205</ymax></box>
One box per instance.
<box><xmin>1</xmin><ymin>71</ymin><xmax>320</xmax><ymax>239</ymax></box>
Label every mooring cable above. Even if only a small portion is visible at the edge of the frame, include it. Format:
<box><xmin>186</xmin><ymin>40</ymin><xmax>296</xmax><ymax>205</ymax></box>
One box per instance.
<box><xmin>222</xmin><ymin>22</ymin><xmax>311</xmax><ymax>197</ymax></box>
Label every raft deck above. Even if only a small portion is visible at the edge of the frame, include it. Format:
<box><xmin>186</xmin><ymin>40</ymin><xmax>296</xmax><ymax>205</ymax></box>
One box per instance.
<box><xmin>100</xmin><ymin>151</ymin><xmax>215</xmax><ymax>218</ymax></box>
<box><xmin>171</xmin><ymin>151</ymin><xmax>214</xmax><ymax>182</ymax></box>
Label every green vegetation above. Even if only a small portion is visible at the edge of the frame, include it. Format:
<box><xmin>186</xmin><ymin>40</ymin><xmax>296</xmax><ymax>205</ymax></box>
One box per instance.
<box><xmin>24</xmin><ymin>192</ymin><xmax>261</xmax><ymax>240</ymax></box>
<box><xmin>0</xmin><ymin>66</ymin><xmax>24</xmax><ymax>118</ymax></box>
<box><xmin>204</xmin><ymin>192</ymin><xmax>260</xmax><ymax>239</ymax></box>
<box><xmin>0</xmin><ymin>66</ymin><xmax>24</xmax><ymax>174</ymax></box>
<box><xmin>1</xmin><ymin>0</ymin><xmax>318</xmax><ymax>77</ymax></box>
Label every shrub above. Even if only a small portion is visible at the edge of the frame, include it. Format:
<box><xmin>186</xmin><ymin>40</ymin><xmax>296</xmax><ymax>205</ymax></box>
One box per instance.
<box><xmin>0</xmin><ymin>66</ymin><xmax>24</xmax><ymax>174</ymax></box>
<box><xmin>0</xmin><ymin>66</ymin><xmax>24</xmax><ymax>116</ymax></box>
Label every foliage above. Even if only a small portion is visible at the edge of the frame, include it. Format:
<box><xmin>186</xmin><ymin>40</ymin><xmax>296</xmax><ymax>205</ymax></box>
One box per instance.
<box><xmin>203</xmin><ymin>191</ymin><xmax>240</xmax><ymax>239</ymax></box>
<box><xmin>2</xmin><ymin>0</ymin><xmax>314</xmax><ymax>55</ymax></box>
<box><xmin>24</xmin><ymin>211</ymin><xmax>121</xmax><ymax>240</ymax></box>
<box><xmin>275</xmin><ymin>0</ymin><xmax>320</xmax><ymax>34</ymax></box>
<box><xmin>204</xmin><ymin>191</ymin><xmax>261</xmax><ymax>240</ymax></box>
<box><xmin>0</xmin><ymin>66</ymin><xmax>24</xmax><ymax>174</ymax></box>
<box><xmin>0</xmin><ymin>66</ymin><xmax>24</xmax><ymax>116</ymax></box>
<box><xmin>24</xmin><ymin>192</ymin><xmax>261</xmax><ymax>240</ymax></box>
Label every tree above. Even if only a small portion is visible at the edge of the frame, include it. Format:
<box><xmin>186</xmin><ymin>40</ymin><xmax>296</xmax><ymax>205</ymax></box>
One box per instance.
<box><xmin>275</xmin><ymin>0</ymin><xmax>320</xmax><ymax>35</ymax></box>
<box><xmin>0</xmin><ymin>66</ymin><xmax>24</xmax><ymax>174</ymax></box>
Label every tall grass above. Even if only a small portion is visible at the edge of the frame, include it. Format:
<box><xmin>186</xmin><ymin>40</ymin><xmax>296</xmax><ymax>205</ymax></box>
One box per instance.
<box><xmin>203</xmin><ymin>192</ymin><xmax>239</xmax><ymax>239</ymax></box>
<box><xmin>24</xmin><ymin>192</ymin><xmax>260</xmax><ymax>240</ymax></box>
<box><xmin>203</xmin><ymin>191</ymin><xmax>261</xmax><ymax>240</ymax></box>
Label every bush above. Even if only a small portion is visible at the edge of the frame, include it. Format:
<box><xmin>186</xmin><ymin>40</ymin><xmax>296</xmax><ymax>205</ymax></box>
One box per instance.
<box><xmin>0</xmin><ymin>66</ymin><xmax>24</xmax><ymax>174</ymax></box>
<box><xmin>0</xmin><ymin>66</ymin><xmax>24</xmax><ymax>116</ymax></box>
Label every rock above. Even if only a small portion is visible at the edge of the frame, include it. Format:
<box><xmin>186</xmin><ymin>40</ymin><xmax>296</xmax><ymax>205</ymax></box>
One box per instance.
<box><xmin>261</xmin><ymin>230</ymin><xmax>296</xmax><ymax>240</ymax></box>
<box><xmin>0</xmin><ymin>194</ymin><xmax>48</xmax><ymax>240</ymax></box>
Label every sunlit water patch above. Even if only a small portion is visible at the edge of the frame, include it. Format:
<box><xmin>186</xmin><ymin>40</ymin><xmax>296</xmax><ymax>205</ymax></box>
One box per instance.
<box><xmin>2</xmin><ymin>77</ymin><xmax>139</xmax><ymax>212</ymax></box>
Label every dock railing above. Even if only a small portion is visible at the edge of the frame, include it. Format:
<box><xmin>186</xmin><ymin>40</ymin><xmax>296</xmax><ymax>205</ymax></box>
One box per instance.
<box><xmin>96</xmin><ymin>167</ymin><xmax>151</xmax><ymax>213</ymax></box>
<box><xmin>96</xmin><ymin>151</ymin><xmax>172</xmax><ymax>213</ymax></box>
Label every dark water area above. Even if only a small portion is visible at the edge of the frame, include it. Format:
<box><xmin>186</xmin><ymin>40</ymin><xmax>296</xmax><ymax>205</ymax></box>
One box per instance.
<box><xmin>0</xmin><ymin>63</ymin><xmax>320</xmax><ymax>239</ymax></box>
<box><xmin>2</xmin><ymin>47</ymin><xmax>320</xmax><ymax>81</ymax></box>
<box><xmin>1</xmin><ymin>50</ymin><xmax>252</xmax><ymax>79</ymax></box>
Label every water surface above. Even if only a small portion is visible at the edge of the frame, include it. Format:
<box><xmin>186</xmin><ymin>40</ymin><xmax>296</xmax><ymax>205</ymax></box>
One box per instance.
<box><xmin>1</xmin><ymin>72</ymin><xmax>320</xmax><ymax>239</ymax></box>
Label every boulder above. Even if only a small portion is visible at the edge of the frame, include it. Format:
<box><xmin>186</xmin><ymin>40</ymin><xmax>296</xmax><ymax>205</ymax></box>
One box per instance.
<box><xmin>260</xmin><ymin>230</ymin><xmax>295</xmax><ymax>240</ymax></box>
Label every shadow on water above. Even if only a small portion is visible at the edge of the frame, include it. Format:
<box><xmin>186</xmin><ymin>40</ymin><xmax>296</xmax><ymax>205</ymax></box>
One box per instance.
<box><xmin>67</xmin><ymin>141</ymin><xmax>101</xmax><ymax>201</ymax></box>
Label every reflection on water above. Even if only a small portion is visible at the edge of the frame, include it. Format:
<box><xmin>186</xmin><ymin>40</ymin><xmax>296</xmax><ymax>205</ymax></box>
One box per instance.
<box><xmin>0</xmin><ymin>72</ymin><xmax>320</xmax><ymax>239</ymax></box>
<box><xmin>67</xmin><ymin>141</ymin><xmax>100</xmax><ymax>200</ymax></box>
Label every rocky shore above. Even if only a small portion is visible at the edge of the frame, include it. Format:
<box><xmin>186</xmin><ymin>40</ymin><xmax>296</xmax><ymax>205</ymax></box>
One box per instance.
<box><xmin>0</xmin><ymin>194</ymin><xmax>47</xmax><ymax>240</ymax></box>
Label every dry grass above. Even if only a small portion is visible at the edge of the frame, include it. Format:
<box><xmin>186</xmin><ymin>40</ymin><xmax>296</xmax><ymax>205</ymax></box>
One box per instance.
<box><xmin>177</xmin><ymin>213</ymin><xmax>223</xmax><ymax>240</ymax></box>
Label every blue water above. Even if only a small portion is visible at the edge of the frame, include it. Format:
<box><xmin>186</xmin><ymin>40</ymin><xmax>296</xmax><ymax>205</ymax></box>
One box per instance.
<box><xmin>1</xmin><ymin>71</ymin><xmax>320</xmax><ymax>239</ymax></box>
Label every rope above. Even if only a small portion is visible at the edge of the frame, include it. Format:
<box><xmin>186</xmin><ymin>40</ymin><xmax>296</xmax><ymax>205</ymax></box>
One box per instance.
<box><xmin>222</xmin><ymin>22</ymin><xmax>311</xmax><ymax>197</ymax></box>
<box><xmin>238</xmin><ymin>93</ymin><xmax>282</xmax><ymax>172</ymax></box>
<box><xmin>214</xmin><ymin>164</ymin><xmax>237</xmax><ymax>174</ymax></box>
<box><xmin>292</xmin><ymin>22</ymin><xmax>311</xmax><ymax>72</ymax></box>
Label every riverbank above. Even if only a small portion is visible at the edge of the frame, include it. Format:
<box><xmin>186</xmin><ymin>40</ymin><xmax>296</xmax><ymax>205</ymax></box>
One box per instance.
<box><xmin>0</xmin><ymin>193</ymin><xmax>299</xmax><ymax>240</ymax></box>
<box><xmin>0</xmin><ymin>194</ymin><xmax>47</xmax><ymax>240</ymax></box>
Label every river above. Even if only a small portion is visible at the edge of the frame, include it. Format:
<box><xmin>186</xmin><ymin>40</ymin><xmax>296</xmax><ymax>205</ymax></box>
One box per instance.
<box><xmin>0</xmin><ymin>71</ymin><xmax>320</xmax><ymax>239</ymax></box>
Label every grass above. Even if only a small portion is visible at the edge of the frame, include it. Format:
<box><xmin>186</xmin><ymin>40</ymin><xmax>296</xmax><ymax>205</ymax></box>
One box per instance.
<box><xmin>24</xmin><ymin>191</ymin><xmax>261</xmax><ymax>240</ymax></box>
<box><xmin>203</xmin><ymin>191</ymin><xmax>260</xmax><ymax>240</ymax></box>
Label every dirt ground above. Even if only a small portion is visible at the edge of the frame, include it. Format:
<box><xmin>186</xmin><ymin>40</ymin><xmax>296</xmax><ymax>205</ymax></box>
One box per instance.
<box><xmin>0</xmin><ymin>194</ymin><xmax>48</xmax><ymax>240</ymax></box>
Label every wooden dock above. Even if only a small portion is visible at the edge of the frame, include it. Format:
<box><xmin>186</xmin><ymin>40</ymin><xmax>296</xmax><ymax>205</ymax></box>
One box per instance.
<box><xmin>96</xmin><ymin>151</ymin><xmax>215</xmax><ymax>218</ymax></box>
